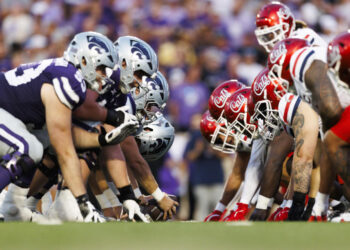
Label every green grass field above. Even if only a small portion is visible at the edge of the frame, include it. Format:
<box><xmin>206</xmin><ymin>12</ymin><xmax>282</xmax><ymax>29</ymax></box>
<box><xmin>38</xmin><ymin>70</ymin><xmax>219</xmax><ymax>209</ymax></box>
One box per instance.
<box><xmin>0</xmin><ymin>221</ymin><xmax>349</xmax><ymax>250</ymax></box>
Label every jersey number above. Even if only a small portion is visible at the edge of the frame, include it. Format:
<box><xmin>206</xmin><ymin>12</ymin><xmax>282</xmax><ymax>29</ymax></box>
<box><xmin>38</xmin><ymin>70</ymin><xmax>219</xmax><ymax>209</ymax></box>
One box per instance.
<box><xmin>4</xmin><ymin>59</ymin><xmax>53</xmax><ymax>86</ymax></box>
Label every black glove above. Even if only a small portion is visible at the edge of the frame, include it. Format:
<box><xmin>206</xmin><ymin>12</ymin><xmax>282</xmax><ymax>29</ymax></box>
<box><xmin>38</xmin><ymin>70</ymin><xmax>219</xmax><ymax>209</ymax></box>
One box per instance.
<box><xmin>105</xmin><ymin>109</ymin><xmax>125</xmax><ymax>127</ymax></box>
<box><xmin>249</xmin><ymin>208</ymin><xmax>269</xmax><ymax>221</ymax></box>
<box><xmin>288</xmin><ymin>192</ymin><xmax>306</xmax><ymax>221</ymax></box>
<box><xmin>301</xmin><ymin>197</ymin><xmax>315</xmax><ymax>221</ymax></box>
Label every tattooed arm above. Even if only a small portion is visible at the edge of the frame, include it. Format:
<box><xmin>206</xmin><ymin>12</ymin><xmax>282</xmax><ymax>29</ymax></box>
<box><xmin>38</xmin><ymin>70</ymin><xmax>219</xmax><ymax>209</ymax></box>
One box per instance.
<box><xmin>304</xmin><ymin>60</ymin><xmax>342</xmax><ymax>131</ymax></box>
<box><xmin>291</xmin><ymin>101</ymin><xmax>319</xmax><ymax>193</ymax></box>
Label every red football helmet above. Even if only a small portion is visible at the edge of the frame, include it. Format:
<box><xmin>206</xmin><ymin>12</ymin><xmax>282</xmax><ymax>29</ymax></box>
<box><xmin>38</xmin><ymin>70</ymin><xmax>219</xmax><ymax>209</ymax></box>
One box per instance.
<box><xmin>255</xmin><ymin>2</ymin><xmax>295</xmax><ymax>52</ymax></box>
<box><xmin>268</xmin><ymin>38</ymin><xmax>310</xmax><ymax>89</ymax></box>
<box><xmin>208</xmin><ymin>80</ymin><xmax>244</xmax><ymax>121</ymax></box>
<box><xmin>249</xmin><ymin>68</ymin><xmax>287</xmax><ymax>141</ymax></box>
<box><xmin>200</xmin><ymin>110</ymin><xmax>236</xmax><ymax>153</ymax></box>
<box><xmin>224</xmin><ymin>88</ymin><xmax>257</xmax><ymax>150</ymax></box>
<box><xmin>328</xmin><ymin>31</ymin><xmax>350</xmax><ymax>88</ymax></box>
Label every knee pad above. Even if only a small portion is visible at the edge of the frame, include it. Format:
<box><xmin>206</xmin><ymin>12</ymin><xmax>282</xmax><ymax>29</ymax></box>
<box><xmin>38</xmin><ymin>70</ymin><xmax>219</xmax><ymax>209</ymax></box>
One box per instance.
<box><xmin>1</xmin><ymin>152</ymin><xmax>36</xmax><ymax>187</ymax></box>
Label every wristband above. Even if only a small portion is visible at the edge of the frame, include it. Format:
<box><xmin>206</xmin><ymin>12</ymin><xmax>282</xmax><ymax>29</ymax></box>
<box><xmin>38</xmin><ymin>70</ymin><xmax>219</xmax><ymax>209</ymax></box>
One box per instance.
<box><xmin>104</xmin><ymin>188</ymin><xmax>122</xmax><ymax>207</ymax></box>
<box><xmin>133</xmin><ymin>188</ymin><xmax>142</xmax><ymax>199</ymax></box>
<box><xmin>152</xmin><ymin>187</ymin><xmax>165</xmax><ymax>202</ymax></box>
<box><xmin>256</xmin><ymin>195</ymin><xmax>272</xmax><ymax>210</ymax></box>
<box><xmin>95</xmin><ymin>194</ymin><xmax>112</xmax><ymax>209</ymax></box>
<box><xmin>285</xmin><ymin>200</ymin><xmax>293</xmax><ymax>208</ymax></box>
<box><xmin>118</xmin><ymin>185</ymin><xmax>137</xmax><ymax>202</ymax></box>
<box><xmin>215</xmin><ymin>202</ymin><xmax>226</xmax><ymax>212</ymax></box>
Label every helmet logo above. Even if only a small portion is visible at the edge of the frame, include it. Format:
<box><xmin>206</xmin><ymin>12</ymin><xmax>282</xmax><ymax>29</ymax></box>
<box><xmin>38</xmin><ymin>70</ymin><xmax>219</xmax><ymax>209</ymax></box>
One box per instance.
<box><xmin>87</xmin><ymin>36</ymin><xmax>109</xmax><ymax>54</ymax></box>
<box><xmin>150</xmin><ymin>138</ymin><xmax>170</xmax><ymax>153</ymax></box>
<box><xmin>277</xmin><ymin>6</ymin><xmax>291</xmax><ymax>19</ymax></box>
<box><xmin>213</xmin><ymin>88</ymin><xmax>229</xmax><ymax>108</ymax></box>
<box><xmin>230</xmin><ymin>94</ymin><xmax>246</xmax><ymax>113</ymax></box>
<box><xmin>269</xmin><ymin>42</ymin><xmax>287</xmax><ymax>63</ymax></box>
<box><xmin>327</xmin><ymin>44</ymin><xmax>341</xmax><ymax>67</ymax></box>
<box><xmin>148</xmin><ymin>77</ymin><xmax>163</xmax><ymax>91</ymax></box>
<box><xmin>131</xmin><ymin>40</ymin><xmax>151</xmax><ymax>62</ymax></box>
<box><xmin>254</xmin><ymin>74</ymin><xmax>270</xmax><ymax>95</ymax></box>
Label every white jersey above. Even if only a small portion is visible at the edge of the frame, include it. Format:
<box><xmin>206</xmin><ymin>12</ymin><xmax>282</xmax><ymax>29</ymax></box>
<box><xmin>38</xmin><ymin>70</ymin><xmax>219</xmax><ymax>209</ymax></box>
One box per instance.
<box><xmin>278</xmin><ymin>93</ymin><xmax>302</xmax><ymax>137</ymax></box>
<box><xmin>290</xmin><ymin>27</ymin><xmax>327</xmax><ymax>47</ymax></box>
<box><xmin>289</xmin><ymin>46</ymin><xmax>327</xmax><ymax>104</ymax></box>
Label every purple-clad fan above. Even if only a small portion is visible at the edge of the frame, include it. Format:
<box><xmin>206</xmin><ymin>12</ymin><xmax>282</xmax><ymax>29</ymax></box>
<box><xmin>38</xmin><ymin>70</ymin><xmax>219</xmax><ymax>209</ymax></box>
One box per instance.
<box><xmin>0</xmin><ymin>31</ymin><xmax>125</xmax><ymax>222</ymax></box>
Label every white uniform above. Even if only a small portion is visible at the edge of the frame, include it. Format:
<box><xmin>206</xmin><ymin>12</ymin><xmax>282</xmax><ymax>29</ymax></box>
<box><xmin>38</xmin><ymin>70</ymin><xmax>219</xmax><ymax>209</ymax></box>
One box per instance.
<box><xmin>290</xmin><ymin>27</ymin><xmax>327</xmax><ymax>47</ymax></box>
<box><xmin>278</xmin><ymin>93</ymin><xmax>302</xmax><ymax>136</ymax></box>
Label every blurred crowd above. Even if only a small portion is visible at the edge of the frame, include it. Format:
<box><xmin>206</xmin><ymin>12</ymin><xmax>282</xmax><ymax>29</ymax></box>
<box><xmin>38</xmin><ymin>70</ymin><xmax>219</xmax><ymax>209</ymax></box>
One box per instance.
<box><xmin>0</xmin><ymin>0</ymin><xmax>348</xmax><ymax>220</ymax></box>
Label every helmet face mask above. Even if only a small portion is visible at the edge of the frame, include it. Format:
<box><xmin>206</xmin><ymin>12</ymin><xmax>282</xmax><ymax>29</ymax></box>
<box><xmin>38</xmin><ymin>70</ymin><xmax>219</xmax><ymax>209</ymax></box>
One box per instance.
<box><xmin>224</xmin><ymin>88</ymin><xmax>257</xmax><ymax>150</ymax></box>
<box><xmin>255</xmin><ymin>23</ymin><xmax>289</xmax><ymax>52</ymax></box>
<box><xmin>131</xmin><ymin>71</ymin><xmax>169</xmax><ymax>123</ymax></box>
<box><xmin>251</xmin><ymin>100</ymin><xmax>281</xmax><ymax>142</ymax></box>
<box><xmin>115</xmin><ymin>36</ymin><xmax>158</xmax><ymax>94</ymax></box>
<box><xmin>255</xmin><ymin>2</ymin><xmax>295</xmax><ymax>52</ymax></box>
<box><xmin>250</xmin><ymin>68</ymin><xmax>287</xmax><ymax>142</ymax></box>
<box><xmin>64</xmin><ymin>32</ymin><xmax>118</xmax><ymax>93</ymax></box>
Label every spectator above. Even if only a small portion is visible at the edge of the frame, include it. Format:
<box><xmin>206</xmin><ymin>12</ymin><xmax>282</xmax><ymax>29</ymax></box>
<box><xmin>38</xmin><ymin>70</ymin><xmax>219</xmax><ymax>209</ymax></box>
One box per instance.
<box><xmin>168</xmin><ymin>64</ymin><xmax>209</xmax><ymax>131</ymax></box>
<box><xmin>184</xmin><ymin>113</ymin><xmax>224</xmax><ymax>221</ymax></box>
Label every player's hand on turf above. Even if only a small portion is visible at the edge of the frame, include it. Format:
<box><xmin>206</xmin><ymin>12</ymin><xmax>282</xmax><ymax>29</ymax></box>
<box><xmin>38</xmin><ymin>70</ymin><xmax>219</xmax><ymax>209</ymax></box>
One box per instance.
<box><xmin>158</xmin><ymin>193</ymin><xmax>179</xmax><ymax>220</ymax></box>
<box><xmin>249</xmin><ymin>208</ymin><xmax>268</xmax><ymax>221</ymax></box>
<box><xmin>204</xmin><ymin>210</ymin><xmax>223</xmax><ymax>222</ymax></box>
<box><xmin>80</xmin><ymin>201</ymin><xmax>107</xmax><ymax>223</ymax></box>
<box><xmin>288</xmin><ymin>192</ymin><xmax>306</xmax><ymax>221</ymax></box>
<box><xmin>123</xmin><ymin>199</ymin><xmax>150</xmax><ymax>223</ymax></box>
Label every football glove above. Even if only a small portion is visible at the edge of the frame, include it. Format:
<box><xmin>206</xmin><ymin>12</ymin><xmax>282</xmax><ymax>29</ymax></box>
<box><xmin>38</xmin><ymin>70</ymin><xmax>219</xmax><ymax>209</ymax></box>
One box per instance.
<box><xmin>249</xmin><ymin>208</ymin><xmax>268</xmax><ymax>221</ymax></box>
<box><xmin>288</xmin><ymin>192</ymin><xmax>306</xmax><ymax>221</ymax></box>
<box><xmin>98</xmin><ymin>120</ymin><xmax>139</xmax><ymax>146</ymax></box>
<box><xmin>204</xmin><ymin>210</ymin><xmax>222</xmax><ymax>222</ymax></box>
<box><xmin>222</xmin><ymin>203</ymin><xmax>248</xmax><ymax>221</ymax></box>
<box><xmin>123</xmin><ymin>199</ymin><xmax>150</xmax><ymax>223</ymax></box>
<box><xmin>79</xmin><ymin>201</ymin><xmax>106</xmax><ymax>223</ymax></box>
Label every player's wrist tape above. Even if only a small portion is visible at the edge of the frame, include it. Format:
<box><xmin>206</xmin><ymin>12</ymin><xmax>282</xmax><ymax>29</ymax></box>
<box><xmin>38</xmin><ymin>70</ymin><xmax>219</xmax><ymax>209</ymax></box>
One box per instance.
<box><xmin>215</xmin><ymin>202</ymin><xmax>226</xmax><ymax>212</ymax></box>
<box><xmin>95</xmin><ymin>194</ymin><xmax>112</xmax><ymax>209</ymax></box>
<box><xmin>133</xmin><ymin>188</ymin><xmax>142</xmax><ymax>199</ymax></box>
<box><xmin>292</xmin><ymin>191</ymin><xmax>306</xmax><ymax>205</ymax></box>
<box><xmin>152</xmin><ymin>187</ymin><xmax>165</xmax><ymax>202</ymax></box>
<box><xmin>106</xmin><ymin>109</ymin><xmax>124</xmax><ymax>127</ymax></box>
<box><xmin>256</xmin><ymin>195</ymin><xmax>273</xmax><ymax>210</ymax></box>
<box><xmin>118</xmin><ymin>185</ymin><xmax>137</xmax><ymax>202</ymax></box>
<box><xmin>104</xmin><ymin>188</ymin><xmax>122</xmax><ymax>207</ymax></box>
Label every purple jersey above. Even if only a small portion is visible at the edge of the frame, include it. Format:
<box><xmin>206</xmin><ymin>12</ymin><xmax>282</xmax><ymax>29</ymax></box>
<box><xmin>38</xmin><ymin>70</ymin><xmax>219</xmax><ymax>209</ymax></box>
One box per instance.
<box><xmin>97</xmin><ymin>69</ymin><xmax>136</xmax><ymax>114</ymax></box>
<box><xmin>0</xmin><ymin>58</ymin><xmax>86</xmax><ymax>128</ymax></box>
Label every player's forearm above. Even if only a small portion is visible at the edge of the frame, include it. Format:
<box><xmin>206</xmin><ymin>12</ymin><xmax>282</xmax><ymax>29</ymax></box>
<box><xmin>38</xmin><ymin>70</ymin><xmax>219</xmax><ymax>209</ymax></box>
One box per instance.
<box><xmin>57</xmin><ymin>152</ymin><xmax>87</xmax><ymax>197</ymax></box>
<box><xmin>306</xmin><ymin>61</ymin><xmax>342</xmax><ymax>130</ymax></box>
<box><xmin>121</xmin><ymin>136</ymin><xmax>159</xmax><ymax>194</ymax></box>
<box><xmin>72</xmin><ymin>125</ymin><xmax>100</xmax><ymax>149</ymax></box>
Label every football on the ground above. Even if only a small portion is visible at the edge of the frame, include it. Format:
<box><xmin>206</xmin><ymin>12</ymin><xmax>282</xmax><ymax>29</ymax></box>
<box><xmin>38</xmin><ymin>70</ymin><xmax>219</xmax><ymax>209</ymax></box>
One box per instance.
<box><xmin>138</xmin><ymin>195</ymin><xmax>179</xmax><ymax>222</ymax></box>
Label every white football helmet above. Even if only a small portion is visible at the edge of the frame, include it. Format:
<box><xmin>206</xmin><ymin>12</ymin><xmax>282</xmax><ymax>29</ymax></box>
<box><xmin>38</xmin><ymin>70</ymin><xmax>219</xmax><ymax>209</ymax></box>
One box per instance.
<box><xmin>135</xmin><ymin>113</ymin><xmax>174</xmax><ymax>161</ymax></box>
<box><xmin>114</xmin><ymin>36</ymin><xmax>158</xmax><ymax>94</ymax></box>
<box><xmin>64</xmin><ymin>31</ymin><xmax>118</xmax><ymax>93</ymax></box>
<box><xmin>131</xmin><ymin>71</ymin><xmax>169</xmax><ymax>122</ymax></box>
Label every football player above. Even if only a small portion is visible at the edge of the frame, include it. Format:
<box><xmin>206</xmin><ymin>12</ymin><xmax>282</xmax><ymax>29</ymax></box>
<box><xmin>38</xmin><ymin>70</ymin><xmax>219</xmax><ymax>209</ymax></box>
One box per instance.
<box><xmin>0</xmin><ymin>31</ymin><xmax>138</xmax><ymax>222</ymax></box>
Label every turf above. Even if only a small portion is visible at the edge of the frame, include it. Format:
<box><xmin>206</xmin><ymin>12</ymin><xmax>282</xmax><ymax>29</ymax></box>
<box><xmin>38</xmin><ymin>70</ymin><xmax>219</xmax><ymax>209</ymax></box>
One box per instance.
<box><xmin>0</xmin><ymin>221</ymin><xmax>349</xmax><ymax>250</ymax></box>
